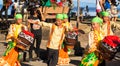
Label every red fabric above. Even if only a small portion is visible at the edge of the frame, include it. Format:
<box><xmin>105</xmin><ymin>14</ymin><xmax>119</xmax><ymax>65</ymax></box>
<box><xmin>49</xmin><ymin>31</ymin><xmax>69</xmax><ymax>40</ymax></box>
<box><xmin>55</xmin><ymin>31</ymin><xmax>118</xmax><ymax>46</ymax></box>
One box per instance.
<box><xmin>103</xmin><ymin>35</ymin><xmax>120</xmax><ymax>48</ymax></box>
<box><xmin>57</xmin><ymin>2</ymin><xmax>63</xmax><ymax>7</ymax></box>
<box><xmin>22</xmin><ymin>30</ymin><xmax>34</xmax><ymax>38</ymax></box>
<box><xmin>51</xmin><ymin>0</ymin><xmax>56</xmax><ymax>3</ymax></box>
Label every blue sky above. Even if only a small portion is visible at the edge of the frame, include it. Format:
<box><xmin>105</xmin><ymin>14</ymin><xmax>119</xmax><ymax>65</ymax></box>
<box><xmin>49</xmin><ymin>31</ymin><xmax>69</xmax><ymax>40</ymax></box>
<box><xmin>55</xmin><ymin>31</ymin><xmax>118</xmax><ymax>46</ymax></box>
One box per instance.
<box><xmin>73</xmin><ymin>0</ymin><xmax>96</xmax><ymax>7</ymax></box>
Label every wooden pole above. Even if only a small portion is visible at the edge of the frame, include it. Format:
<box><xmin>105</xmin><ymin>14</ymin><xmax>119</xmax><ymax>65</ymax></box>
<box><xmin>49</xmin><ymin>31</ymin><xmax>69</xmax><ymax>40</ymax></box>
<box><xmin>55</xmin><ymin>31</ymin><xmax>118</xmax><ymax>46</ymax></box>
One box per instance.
<box><xmin>77</xmin><ymin>0</ymin><xmax>80</xmax><ymax>25</ymax></box>
<box><xmin>76</xmin><ymin>0</ymin><xmax>80</xmax><ymax>41</ymax></box>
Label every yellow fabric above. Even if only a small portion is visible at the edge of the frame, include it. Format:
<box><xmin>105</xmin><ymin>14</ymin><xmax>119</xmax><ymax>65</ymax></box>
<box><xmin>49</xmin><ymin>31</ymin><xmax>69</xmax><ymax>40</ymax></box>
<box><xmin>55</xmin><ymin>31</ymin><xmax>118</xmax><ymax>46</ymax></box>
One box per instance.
<box><xmin>47</xmin><ymin>24</ymin><xmax>56</xmax><ymax>48</ymax></box>
<box><xmin>88</xmin><ymin>30</ymin><xmax>104</xmax><ymax>52</ymax></box>
<box><xmin>62</xmin><ymin>22</ymin><xmax>73</xmax><ymax>32</ymax></box>
<box><xmin>48</xmin><ymin>26</ymin><xmax>65</xmax><ymax>49</ymax></box>
<box><xmin>102</xmin><ymin>21</ymin><xmax>120</xmax><ymax>36</ymax></box>
<box><xmin>6</xmin><ymin>23</ymin><xmax>27</xmax><ymax>46</ymax></box>
<box><xmin>6</xmin><ymin>24</ymin><xmax>23</xmax><ymax>46</ymax></box>
<box><xmin>102</xmin><ymin>22</ymin><xmax>113</xmax><ymax>36</ymax></box>
<box><xmin>13</xmin><ymin>24</ymin><xmax>22</xmax><ymax>46</ymax></box>
<box><xmin>38</xmin><ymin>22</ymin><xmax>65</xmax><ymax>49</ymax></box>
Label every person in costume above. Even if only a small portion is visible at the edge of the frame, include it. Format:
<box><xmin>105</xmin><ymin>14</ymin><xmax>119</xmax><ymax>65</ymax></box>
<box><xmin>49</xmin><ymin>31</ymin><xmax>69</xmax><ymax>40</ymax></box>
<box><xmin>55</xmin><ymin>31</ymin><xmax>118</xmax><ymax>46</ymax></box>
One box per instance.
<box><xmin>88</xmin><ymin>17</ymin><xmax>104</xmax><ymax>53</ymax></box>
<box><xmin>0</xmin><ymin>14</ymin><xmax>27</xmax><ymax>66</ymax></box>
<box><xmin>28</xmin><ymin>13</ymin><xmax>76</xmax><ymax>66</ymax></box>
<box><xmin>101</xmin><ymin>11</ymin><xmax>120</xmax><ymax>36</ymax></box>
<box><xmin>28</xmin><ymin>14</ymin><xmax>65</xmax><ymax>66</ymax></box>
<box><xmin>57</xmin><ymin>13</ymin><xmax>73</xmax><ymax>65</ymax></box>
<box><xmin>80</xmin><ymin>17</ymin><xmax>104</xmax><ymax>66</ymax></box>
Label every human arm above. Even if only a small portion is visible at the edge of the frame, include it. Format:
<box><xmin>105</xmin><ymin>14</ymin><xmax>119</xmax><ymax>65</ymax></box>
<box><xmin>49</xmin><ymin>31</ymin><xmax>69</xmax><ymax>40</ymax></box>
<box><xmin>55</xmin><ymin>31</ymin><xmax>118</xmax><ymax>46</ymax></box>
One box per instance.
<box><xmin>99</xmin><ymin>0</ymin><xmax>105</xmax><ymax>11</ymax></box>
<box><xmin>88</xmin><ymin>32</ymin><xmax>94</xmax><ymax>48</ymax></box>
<box><xmin>27</xmin><ymin>19</ymin><xmax>52</xmax><ymax>28</ymax></box>
<box><xmin>6</xmin><ymin>24</ymin><xmax>14</xmax><ymax>42</ymax></box>
<box><xmin>108</xmin><ymin>0</ymin><xmax>112</xmax><ymax>5</ymax></box>
<box><xmin>111</xmin><ymin>22</ymin><xmax>120</xmax><ymax>30</ymax></box>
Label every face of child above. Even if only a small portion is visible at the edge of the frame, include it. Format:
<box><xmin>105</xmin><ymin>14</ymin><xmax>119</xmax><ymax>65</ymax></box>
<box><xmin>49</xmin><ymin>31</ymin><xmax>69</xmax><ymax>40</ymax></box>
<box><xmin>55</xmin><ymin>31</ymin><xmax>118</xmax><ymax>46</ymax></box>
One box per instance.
<box><xmin>16</xmin><ymin>19</ymin><xmax>22</xmax><ymax>24</ymax></box>
<box><xmin>92</xmin><ymin>22</ymin><xmax>100</xmax><ymax>30</ymax></box>
<box><xmin>56</xmin><ymin>19</ymin><xmax>63</xmax><ymax>26</ymax></box>
<box><xmin>102</xmin><ymin>16</ymin><xmax>110</xmax><ymax>22</ymax></box>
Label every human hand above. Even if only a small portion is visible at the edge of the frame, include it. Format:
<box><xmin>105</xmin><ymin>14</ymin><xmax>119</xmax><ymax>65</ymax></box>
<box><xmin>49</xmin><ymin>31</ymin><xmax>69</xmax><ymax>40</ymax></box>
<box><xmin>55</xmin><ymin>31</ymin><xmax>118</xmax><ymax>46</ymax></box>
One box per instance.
<box><xmin>27</xmin><ymin>19</ymin><xmax>33</xmax><ymax>23</ymax></box>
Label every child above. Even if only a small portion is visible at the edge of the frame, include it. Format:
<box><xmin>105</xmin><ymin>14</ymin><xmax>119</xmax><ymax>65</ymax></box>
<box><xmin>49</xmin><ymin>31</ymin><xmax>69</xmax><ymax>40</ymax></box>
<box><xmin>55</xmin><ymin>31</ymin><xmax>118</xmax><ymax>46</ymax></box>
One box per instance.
<box><xmin>101</xmin><ymin>11</ymin><xmax>120</xmax><ymax>36</ymax></box>
<box><xmin>80</xmin><ymin>17</ymin><xmax>104</xmax><ymax>66</ymax></box>
<box><xmin>0</xmin><ymin>14</ymin><xmax>27</xmax><ymax>66</ymax></box>
<box><xmin>57</xmin><ymin>14</ymin><xmax>73</xmax><ymax>65</ymax></box>
<box><xmin>28</xmin><ymin>14</ymin><xmax>67</xmax><ymax>66</ymax></box>
<box><xmin>28</xmin><ymin>13</ymin><xmax>79</xmax><ymax>66</ymax></box>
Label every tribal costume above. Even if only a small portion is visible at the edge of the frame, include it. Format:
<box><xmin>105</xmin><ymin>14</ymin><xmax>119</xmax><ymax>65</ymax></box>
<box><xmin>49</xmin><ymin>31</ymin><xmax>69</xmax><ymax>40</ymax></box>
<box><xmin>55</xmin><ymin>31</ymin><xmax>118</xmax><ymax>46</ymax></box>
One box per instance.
<box><xmin>0</xmin><ymin>14</ymin><xmax>27</xmax><ymax>66</ymax></box>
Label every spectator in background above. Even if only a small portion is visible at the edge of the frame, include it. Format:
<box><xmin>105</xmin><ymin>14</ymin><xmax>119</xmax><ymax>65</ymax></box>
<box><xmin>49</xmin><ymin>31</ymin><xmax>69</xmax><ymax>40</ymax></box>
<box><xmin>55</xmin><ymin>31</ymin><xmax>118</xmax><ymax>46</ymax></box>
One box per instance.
<box><xmin>27</xmin><ymin>0</ymin><xmax>35</xmax><ymax>17</ymax></box>
<box><xmin>84</xmin><ymin>5</ymin><xmax>89</xmax><ymax>18</ymax></box>
<box><xmin>0</xmin><ymin>0</ymin><xmax>13</xmax><ymax>22</ymax></box>
<box><xmin>13</xmin><ymin>0</ymin><xmax>19</xmax><ymax>14</ymax></box>
<box><xmin>11</xmin><ymin>6</ymin><xmax>16</xmax><ymax>18</ymax></box>
<box><xmin>110</xmin><ymin>4</ymin><xmax>118</xmax><ymax>22</ymax></box>
<box><xmin>97</xmin><ymin>0</ymin><xmax>111</xmax><ymax>11</ymax></box>
<box><xmin>28</xmin><ymin>8</ymin><xmax>42</xmax><ymax>62</ymax></box>
<box><xmin>96</xmin><ymin>0</ymin><xmax>103</xmax><ymax>16</ymax></box>
<box><xmin>79</xmin><ymin>8</ymin><xmax>84</xmax><ymax>22</ymax></box>
<box><xmin>22</xmin><ymin>0</ymin><xmax>29</xmax><ymax>22</ymax></box>
<box><xmin>104</xmin><ymin>0</ymin><xmax>111</xmax><ymax>11</ymax></box>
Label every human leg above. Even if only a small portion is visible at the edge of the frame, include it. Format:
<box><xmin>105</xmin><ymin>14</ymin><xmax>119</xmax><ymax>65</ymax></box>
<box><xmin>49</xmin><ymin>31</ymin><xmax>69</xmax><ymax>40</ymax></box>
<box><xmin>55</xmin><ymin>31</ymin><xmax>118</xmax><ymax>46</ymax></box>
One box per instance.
<box><xmin>35</xmin><ymin>35</ymin><xmax>42</xmax><ymax>60</ymax></box>
<box><xmin>29</xmin><ymin>39</ymin><xmax>35</xmax><ymax>60</ymax></box>
<box><xmin>5</xmin><ymin>8</ymin><xmax>9</xmax><ymax>22</ymax></box>
<box><xmin>47</xmin><ymin>48</ymin><xmax>59</xmax><ymax>66</ymax></box>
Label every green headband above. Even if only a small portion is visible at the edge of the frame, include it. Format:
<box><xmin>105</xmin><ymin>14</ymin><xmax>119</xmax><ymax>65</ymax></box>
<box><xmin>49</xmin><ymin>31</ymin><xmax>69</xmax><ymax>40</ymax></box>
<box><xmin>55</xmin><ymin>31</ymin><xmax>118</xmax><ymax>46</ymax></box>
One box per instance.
<box><xmin>101</xmin><ymin>11</ymin><xmax>109</xmax><ymax>17</ymax></box>
<box><xmin>92</xmin><ymin>17</ymin><xmax>103</xmax><ymax>25</ymax></box>
<box><xmin>56</xmin><ymin>14</ymin><xmax>63</xmax><ymax>20</ymax></box>
<box><xmin>15</xmin><ymin>14</ymin><xmax>22</xmax><ymax>19</ymax></box>
<box><xmin>63</xmin><ymin>13</ymin><xmax>68</xmax><ymax>19</ymax></box>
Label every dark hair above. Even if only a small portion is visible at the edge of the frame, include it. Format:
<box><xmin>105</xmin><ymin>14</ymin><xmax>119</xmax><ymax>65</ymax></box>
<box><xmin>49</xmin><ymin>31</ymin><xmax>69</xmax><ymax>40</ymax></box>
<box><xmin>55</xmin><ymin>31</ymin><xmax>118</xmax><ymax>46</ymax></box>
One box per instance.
<box><xmin>14</xmin><ymin>0</ymin><xmax>17</xmax><ymax>2</ymax></box>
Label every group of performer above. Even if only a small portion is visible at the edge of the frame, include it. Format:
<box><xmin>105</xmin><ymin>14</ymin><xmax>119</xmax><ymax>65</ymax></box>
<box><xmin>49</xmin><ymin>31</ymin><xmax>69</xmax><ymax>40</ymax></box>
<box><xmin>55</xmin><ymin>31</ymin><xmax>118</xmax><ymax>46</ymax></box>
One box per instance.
<box><xmin>1</xmin><ymin>10</ymin><xmax>120</xmax><ymax>66</ymax></box>
<box><xmin>0</xmin><ymin>11</ymin><xmax>78</xmax><ymax>66</ymax></box>
<box><xmin>80</xmin><ymin>11</ymin><xmax>120</xmax><ymax>66</ymax></box>
<box><xmin>1</xmin><ymin>0</ymin><xmax>120</xmax><ymax>66</ymax></box>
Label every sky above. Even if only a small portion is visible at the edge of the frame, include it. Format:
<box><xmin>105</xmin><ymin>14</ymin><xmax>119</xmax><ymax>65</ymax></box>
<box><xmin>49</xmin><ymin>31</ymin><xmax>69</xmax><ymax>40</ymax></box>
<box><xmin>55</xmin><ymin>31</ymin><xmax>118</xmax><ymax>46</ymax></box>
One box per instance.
<box><xmin>73</xmin><ymin>0</ymin><xmax>96</xmax><ymax>7</ymax></box>
<box><xmin>74</xmin><ymin>0</ymin><xmax>96</xmax><ymax>3</ymax></box>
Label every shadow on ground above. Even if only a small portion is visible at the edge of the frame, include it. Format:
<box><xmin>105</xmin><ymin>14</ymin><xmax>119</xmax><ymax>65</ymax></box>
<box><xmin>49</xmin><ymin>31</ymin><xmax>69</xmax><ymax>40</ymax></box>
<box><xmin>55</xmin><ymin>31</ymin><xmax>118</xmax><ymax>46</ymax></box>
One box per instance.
<box><xmin>21</xmin><ymin>63</ymin><xmax>32</xmax><ymax>66</ymax></box>
<box><xmin>70</xmin><ymin>60</ymin><xmax>81</xmax><ymax>66</ymax></box>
